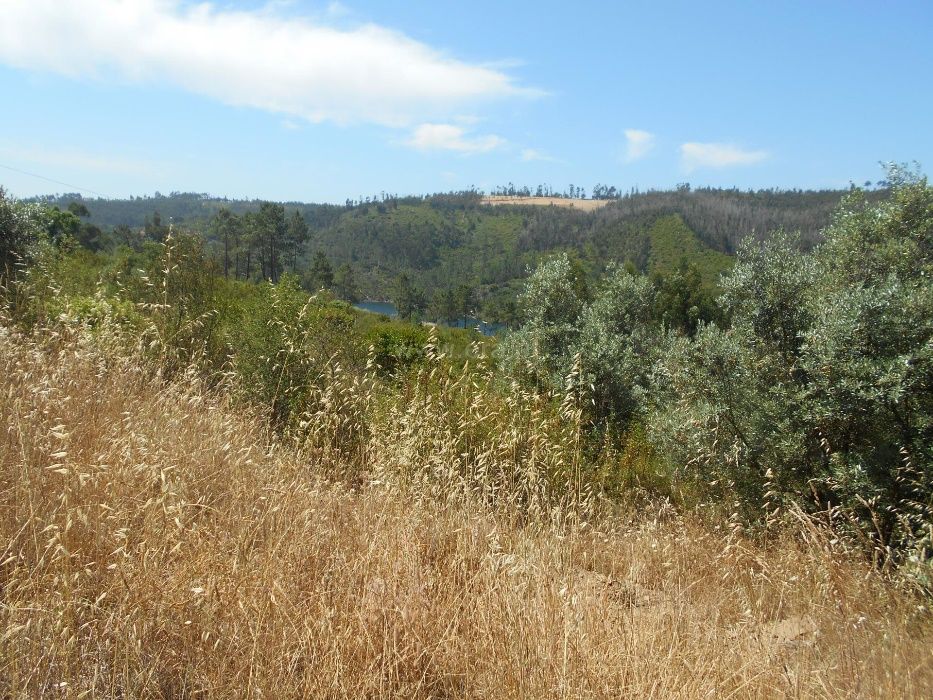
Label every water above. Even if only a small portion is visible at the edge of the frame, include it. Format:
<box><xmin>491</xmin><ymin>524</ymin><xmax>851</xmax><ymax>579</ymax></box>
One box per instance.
<box><xmin>444</xmin><ymin>316</ymin><xmax>507</xmax><ymax>336</ymax></box>
<box><xmin>353</xmin><ymin>301</ymin><xmax>506</xmax><ymax>336</ymax></box>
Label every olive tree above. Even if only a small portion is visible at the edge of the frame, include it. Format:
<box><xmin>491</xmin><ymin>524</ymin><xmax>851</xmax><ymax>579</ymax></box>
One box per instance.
<box><xmin>0</xmin><ymin>187</ymin><xmax>45</xmax><ymax>282</ymax></box>
<box><xmin>649</xmin><ymin>167</ymin><xmax>933</xmax><ymax>561</ymax></box>
<box><xmin>498</xmin><ymin>255</ymin><xmax>658</xmax><ymax>425</ymax></box>
<box><xmin>573</xmin><ymin>266</ymin><xmax>657</xmax><ymax>423</ymax></box>
<box><xmin>495</xmin><ymin>253</ymin><xmax>588</xmax><ymax>391</ymax></box>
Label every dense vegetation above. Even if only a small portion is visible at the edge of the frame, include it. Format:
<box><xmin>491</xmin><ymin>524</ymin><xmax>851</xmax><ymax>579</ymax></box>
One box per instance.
<box><xmin>5</xmin><ymin>167</ymin><xmax>931</xmax><ymax>570</ymax></box>
<box><xmin>30</xmin><ymin>184</ymin><xmax>885</xmax><ymax>325</ymax></box>
<box><xmin>499</xmin><ymin>167</ymin><xmax>933</xmax><ymax>576</ymax></box>
<box><xmin>4</xmin><ymin>318</ymin><xmax>931</xmax><ymax>697</ymax></box>
<box><xmin>2</xmin><ymin>170</ymin><xmax>931</xmax><ymax>695</ymax></box>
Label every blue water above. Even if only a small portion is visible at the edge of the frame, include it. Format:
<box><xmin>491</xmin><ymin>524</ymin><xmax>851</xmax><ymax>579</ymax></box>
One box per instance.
<box><xmin>353</xmin><ymin>301</ymin><xmax>505</xmax><ymax>336</ymax></box>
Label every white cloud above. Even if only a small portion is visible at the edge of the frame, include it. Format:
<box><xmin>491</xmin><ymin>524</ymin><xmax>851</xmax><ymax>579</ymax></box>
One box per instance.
<box><xmin>680</xmin><ymin>142</ymin><xmax>769</xmax><ymax>171</ymax></box>
<box><xmin>406</xmin><ymin>123</ymin><xmax>505</xmax><ymax>154</ymax></box>
<box><xmin>0</xmin><ymin>0</ymin><xmax>537</xmax><ymax>128</ymax></box>
<box><xmin>623</xmin><ymin>129</ymin><xmax>655</xmax><ymax>162</ymax></box>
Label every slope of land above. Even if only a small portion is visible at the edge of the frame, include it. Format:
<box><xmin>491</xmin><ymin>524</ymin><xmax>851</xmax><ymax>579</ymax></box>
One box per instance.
<box><xmin>482</xmin><ymin>195</ymin><xmax>612</xmax><ymax>211</ymax></box>
<box><xmin>30</xmin><ymin>186</ymin><xmax>886</xmax><ymax>321</ymax></box>
<box><xmin>1</xmin><ymin>324</ymin><xmax>930</xmax><ymax>698</ymax></box>
<box><xmin>647</xmin><ymin>214</ymin><xmax>735</xmax><ymax>288</ymax></box>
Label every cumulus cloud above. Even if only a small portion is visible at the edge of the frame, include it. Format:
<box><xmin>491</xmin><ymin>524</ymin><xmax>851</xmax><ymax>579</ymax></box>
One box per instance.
<box><xmin>0</xmin><ymin>0</ymin><xmax>536</xmax><ymax>127</ymax></box>
<box><xmin>406</xmin><ymin>123</ymin><xmax>505</xmax><ymax>154</ymax></box>
<box><xmin>623</xmin><ymin>129</ymin><xmax>655</xmax><ymax>162</ymax></box>
<box><xmin>680</xmin><ymin>142</ymin><xmax>769</xmax><ymax>171</ymax></box>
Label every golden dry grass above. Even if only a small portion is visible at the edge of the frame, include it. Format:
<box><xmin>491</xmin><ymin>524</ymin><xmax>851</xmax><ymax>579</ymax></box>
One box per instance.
<box><xmin>1</xmin><ymin>326</ymin><xmax>931</xmax><ymax>698</ymax></box>
<box><xmin>481</xmin><ymin>196</ymin><xmax>611</xmax><ymax>212</ymax></box>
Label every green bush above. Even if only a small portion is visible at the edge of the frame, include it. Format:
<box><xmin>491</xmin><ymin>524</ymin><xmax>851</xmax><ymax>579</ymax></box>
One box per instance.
<box><xmin>574</xmin><ymin>266</ymin><xmax>658</xmax><ymax>423</ymax></box>
<box><xmin>234</xmin><ymin>274</ymin><xmax>359</xmax><ymax>425</ymax></box>
<box><xmin>501</xmin><ymin>169</ymin><xmax>933</xmax><ymax>568</ymax></box>
<box><xmin>649</xmin><ymin>169</ymin><xmax>933</xmax><ymax>562</ymax></box>
<box><xmin>0</xmin><ymin>187</ymin><xmax>45</xmax><ymax>283</ymax></box>
<box><xmin>497</xmin><ymin>255</ymin><xmax>658</xmax><ymax>425</ymax></box>
<box><xmin>365</xmin><ymin>322</ymin><xmax>428</xmax><ymax>375</ymax></box>
<box><xmin>495</xmin><ymin>253</ymin><xmax>589</xmax><ymax>392</ymax></box>
<box><xmin>51</xmin><ymin>294</ymin><xmax>145</xmax><ymax>335</ymax></box>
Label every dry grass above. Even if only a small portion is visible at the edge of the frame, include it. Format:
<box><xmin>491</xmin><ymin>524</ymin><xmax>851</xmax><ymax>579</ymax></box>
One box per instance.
<box><xmin>1</xmin><ymin>325</ymin><xmax>931</xmax><ymax>698</ymax></box>
<box><xmin>481</xmin><ymin>196</ymin><xmax>611</xmax><ymax>212</ymax></box>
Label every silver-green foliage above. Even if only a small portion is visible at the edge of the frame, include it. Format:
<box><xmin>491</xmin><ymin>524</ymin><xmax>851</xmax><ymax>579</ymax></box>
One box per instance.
<box><xmin>495</xmin><ymin>253</ymin><xmax>586</xmax><ymax>391</ymax></box>
<box><xmin>0</xmin><ymin>187</ymin><xmax>46</xmax><ymax>280</ymax></box>
<box><xmin>575</xmin><ymin>267</ymin><xmax>657</xmax><ymax>421</ymax></box>
<box><xmin>497</xmin><ymin>254</ymin><xmax>657</xmax><ymax>424</ymax></box>
<box><xmin>650</xmin><ymin>167</ymin><xmax>933</xmax><ymax>559</ymax></box>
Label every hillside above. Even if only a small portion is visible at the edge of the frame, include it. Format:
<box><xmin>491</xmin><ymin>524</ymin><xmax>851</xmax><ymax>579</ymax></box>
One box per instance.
<box><xmin>3</xmin><ymin>172</ymin><xmax>932</xmax><ymax>698</ymax></box>
<box><xmin>29</xmin><ymin>186</ymin><xmax>885</xmax><ymax>322</ymax></box>
<box><xmin>482</xmin><ymin>195</ymin><xmax>612</xmax><ymax>211</ymax></box>
<box><xmin>2</xmin><ymin>319</ymin><xmax>931</xmax><ymax>698</ymax></box>
<box><xmin>647</xmin><ymin>214</ymin><xmax>735</xmax><ymax>289</ymax></box>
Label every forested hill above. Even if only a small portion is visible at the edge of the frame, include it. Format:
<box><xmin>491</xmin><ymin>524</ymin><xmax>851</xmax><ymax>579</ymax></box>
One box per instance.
<box><xmin>31</xmin><ymin>186</ymin><xmax>867</xmax><ymax>248</ymax></box>
<box><xmin>27</xmin><ymin>191</ymin><xmax>349</xmax><ymax>231</ymax></box>
<box><xmin>27</xmin><ymin>186</ymin><xmax>886</xmax><ymax>322</ymax></box>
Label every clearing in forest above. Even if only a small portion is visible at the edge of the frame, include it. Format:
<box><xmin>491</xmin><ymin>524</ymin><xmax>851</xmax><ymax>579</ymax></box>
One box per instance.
<box><xmin>482</xmin><ymin>195</ymin><xmax>612</xmax><ymax>211</ymax></box>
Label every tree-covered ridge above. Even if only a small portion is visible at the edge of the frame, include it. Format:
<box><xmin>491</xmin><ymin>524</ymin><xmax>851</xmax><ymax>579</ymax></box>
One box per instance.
<box><xmin>644</xmin><ymin>214</ymin><xmax>734</xmax><ymax>290</ymax></box>
<box><xmin>25</xmin><ymin>185</ymin><xmax>883</xmax><ymax>324</ymax></box>
<box><xmin>32</xmin><ymin>184</ymin><xmax>879</xmax><ymax>249</ymax></box>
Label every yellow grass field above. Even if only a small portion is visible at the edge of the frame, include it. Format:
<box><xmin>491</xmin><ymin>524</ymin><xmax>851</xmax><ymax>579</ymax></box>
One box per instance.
<box><xmin>482</xmin><ymin>195</ymin><xmax>612</xmax><ymax>211</ymax></box>
<box><xmin>1</xmin><ymin>327</ymin><xmax>931</xmax><ymax>698</ymax></box>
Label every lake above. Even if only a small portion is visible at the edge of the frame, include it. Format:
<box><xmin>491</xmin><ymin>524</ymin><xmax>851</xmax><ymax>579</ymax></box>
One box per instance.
<box><xmin>353</xmin><ymin>301</ymin><xmax>506</xmax><ymax>336</ymax></box>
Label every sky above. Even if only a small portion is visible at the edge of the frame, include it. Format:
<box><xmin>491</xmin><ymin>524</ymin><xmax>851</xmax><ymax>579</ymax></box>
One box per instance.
<box><xmin>0</xmin><ymin>0</ymin><xmax>931</xmax><ymax>203</ymax></box>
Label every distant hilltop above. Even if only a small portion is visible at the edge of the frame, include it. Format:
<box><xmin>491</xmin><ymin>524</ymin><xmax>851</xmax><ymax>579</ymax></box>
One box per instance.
<box><xmin>481</xmin><ymin>195</ymin><xmax>611</xmax><ymax>211</ymax></box>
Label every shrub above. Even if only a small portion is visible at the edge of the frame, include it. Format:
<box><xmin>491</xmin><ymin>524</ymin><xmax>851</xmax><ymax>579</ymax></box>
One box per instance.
<box><xmin>365</xmin><ymin>322</ymin><xmax>428</xmax><ymax>375</ymax></box>
<box><xmin>0</xmin><ymin>187</ymin><xmax>45</xmax><ymax>282</ymax></box>
<box><xmin>52</xmin><ymin>293</ymin><xmax>145</xmax><ymax>334</ymax></box>
<box><xmin>573</xmin><ymin>266</ymin><xmax>658</xmax><ymax>423</ymax></box>
<box><xmin>498</xmin><ymin>256</ymin><xmax>658</xmax><ymax>425</ymax></box>
<box><xmin>650</xmin><ymin>169</ymin><xmax>933</xmax><ymax>563</ymax></box>
<box><xmin>234</xmin><ymin>275</ymin><xmax>359</xmax><ymax>426</ymax></box>
<box><xmin>495</xmin><ymin>253</ymin><xmax>589</xmax><ymax>392</ymax></box>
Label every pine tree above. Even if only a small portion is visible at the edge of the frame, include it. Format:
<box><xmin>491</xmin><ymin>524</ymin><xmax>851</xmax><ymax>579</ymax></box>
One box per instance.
<box><xmin>393</xmin><ymin>273</ymin><xmax>425</xmax><ymax>320</ymax></box>
<box><xmin>286</xmin><ymin>210</ymin><xmax>309</xmax><ymax>273</ymax></box>
<box><xmin>309</xmin><ymin>251</ymin><xmax>334</xmax><ymax>290</ymax></box>
<box><xmin>333</xmin><ymin>263</ymin><xmax>360</xmax><ymax>303</ymax></box>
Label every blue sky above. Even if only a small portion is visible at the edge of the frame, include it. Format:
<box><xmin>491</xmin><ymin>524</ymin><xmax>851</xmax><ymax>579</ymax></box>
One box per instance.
<box><xmin>1</xmin><ymin>0</ymin><xmax>930</xmax><ymax>202</ymax></box>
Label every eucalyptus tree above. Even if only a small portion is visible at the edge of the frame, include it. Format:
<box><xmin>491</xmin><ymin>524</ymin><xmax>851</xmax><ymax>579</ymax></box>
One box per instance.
<box><xmin>393</xmin><ymin>273</ymin><xmax>425</xmax><ymax>320</ymax></box>
<box><xmin>333</xmin><ymin>263</ymin><xmax>360</xmax><ymax>303</ymax></box>
<box><xmin>286</xmin><ymin>210</ymin><xmax>309</xmax><ymax>273</ymax></box>
<box><xmin>210</xmin><ymin>208</ymin><xmax>240</xmax><ymax>279</ymax></box>
<box><xmin>258</xmin><ymin>202</ymin><xmax>287</xmax><ymax>282</ymax></box>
